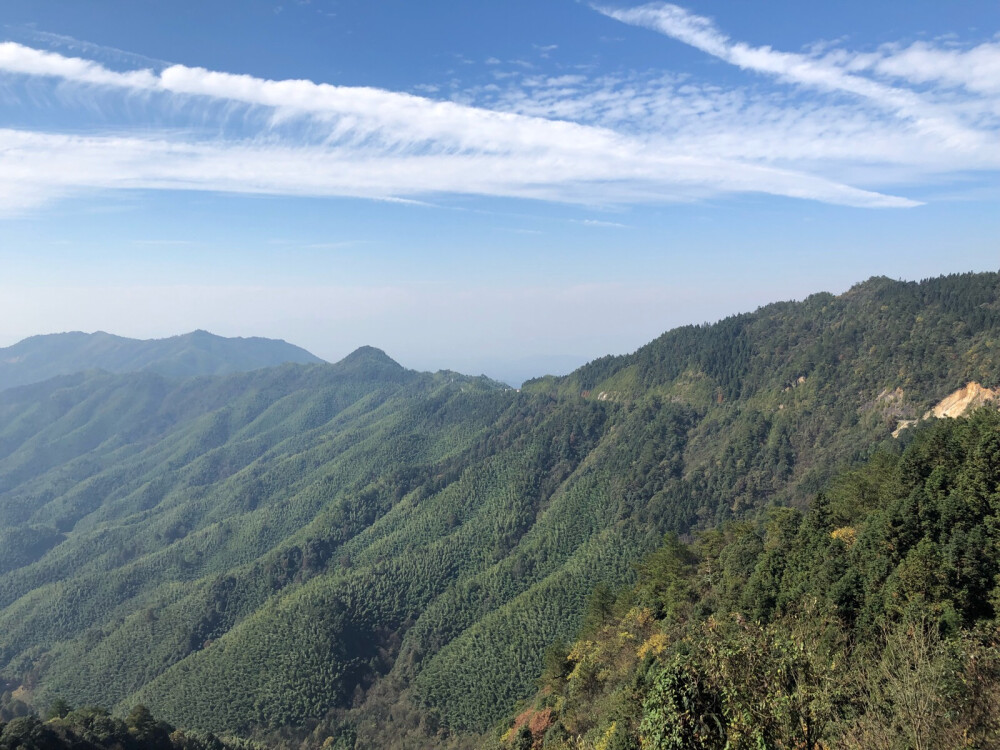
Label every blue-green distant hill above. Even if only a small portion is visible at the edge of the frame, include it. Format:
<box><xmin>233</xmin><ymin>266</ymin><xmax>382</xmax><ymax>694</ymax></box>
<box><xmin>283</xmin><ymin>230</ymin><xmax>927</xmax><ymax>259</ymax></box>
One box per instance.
<box><xmin>0</xmin><ymin>330</ymin><xmax>324</xmax><ymax>391</ymax></box>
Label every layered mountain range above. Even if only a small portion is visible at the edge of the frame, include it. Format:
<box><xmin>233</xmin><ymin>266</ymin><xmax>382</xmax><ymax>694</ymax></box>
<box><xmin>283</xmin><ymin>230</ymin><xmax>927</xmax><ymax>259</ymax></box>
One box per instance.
<box><xmin>1</xmin><ymin>272</ymin><xmax>999</xmax><ymax>749</ymax></box>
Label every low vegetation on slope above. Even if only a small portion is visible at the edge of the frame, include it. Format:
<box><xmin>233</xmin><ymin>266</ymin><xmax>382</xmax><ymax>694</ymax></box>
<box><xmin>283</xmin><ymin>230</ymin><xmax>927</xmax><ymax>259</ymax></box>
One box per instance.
<box><xmin>0</xmin><ymin>273</ymin><xmax>998</xmax><ymax>748</ymax></box>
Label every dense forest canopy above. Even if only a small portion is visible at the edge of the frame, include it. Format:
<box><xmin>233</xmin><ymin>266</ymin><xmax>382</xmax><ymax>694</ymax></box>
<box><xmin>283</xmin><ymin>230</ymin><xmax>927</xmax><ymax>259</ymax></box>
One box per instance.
<box><xmin>0</xmin><ymin>702</ymin><xmax>261</xmax><ymax>750</ymax></box>
<box><xmin>487</xmin><ymin>409</ymin><xmax>1000</xmax><ymax>749</ymax></box>
<box><xmin>0</xmin><ymin>272</ymin><xmax>998</xmax><ymax>749</ymax></box>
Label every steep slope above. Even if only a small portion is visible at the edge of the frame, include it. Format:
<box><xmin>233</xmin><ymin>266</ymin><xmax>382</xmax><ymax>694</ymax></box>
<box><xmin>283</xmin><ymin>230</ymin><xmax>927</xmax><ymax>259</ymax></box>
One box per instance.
<box><xmin>524</xmin><ymin>272</ymin><xmax>1000</xmax><ymax>512</ymax></box>
<box><xmin>528</xmin><ymin>273</ymin><xmax>1000</xmax><ymax>403</ymax></box>
<box><xmin>0</xmin><ymin>330</ymin><xmax>324</xmax><ymax>391</ymax></box>
<box><xmin>487</xmin><ymin>408</ymin><xmax>1000</xmax><ymax>750</ymax></box>
<box><xmin>1</xmin><ymin>272</ymin><xmax>1000</xmax><ymax>749</ymax></box>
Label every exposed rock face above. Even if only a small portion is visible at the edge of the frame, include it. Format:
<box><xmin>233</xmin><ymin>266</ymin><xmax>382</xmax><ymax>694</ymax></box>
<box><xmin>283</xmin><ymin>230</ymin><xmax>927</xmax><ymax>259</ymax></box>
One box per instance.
<box><xmin>927</xmin><ymin>382</ymin><xmax>1000</xmax><ymax>419</ymax></box>
<box><xmin>893</xmin><ymin>382</ymin><xmax>1000</xmax><ymax>437</ymax></box>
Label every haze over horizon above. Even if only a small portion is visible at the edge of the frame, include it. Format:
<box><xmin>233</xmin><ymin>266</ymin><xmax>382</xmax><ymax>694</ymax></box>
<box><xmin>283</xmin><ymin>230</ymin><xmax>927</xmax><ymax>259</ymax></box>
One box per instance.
<box><xmin>1</xmin><ymin>0</ymin><xmax>998</xmax><ymax>380</ymax></box>
<box><xmin>0</xmin><ymin>270</ymin><xmax>988</xmax><ymax>388</ymax></box>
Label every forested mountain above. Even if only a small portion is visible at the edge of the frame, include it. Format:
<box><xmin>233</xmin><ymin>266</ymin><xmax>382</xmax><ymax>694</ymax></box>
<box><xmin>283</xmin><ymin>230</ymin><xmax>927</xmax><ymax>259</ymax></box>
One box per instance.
<box><xmin>0</xmin><ymin>331</ymin><xmax>323</xmax><ymax>391</ymax></box>
<box><xmin>487</xmin><ymin>409</ymin><xmax>1000</xmax><ymax>749</ymax></box>
<box><xmin>1</xmin><ymin>272</ymin><xmax>999</xmax><ymax>750</ymax></box>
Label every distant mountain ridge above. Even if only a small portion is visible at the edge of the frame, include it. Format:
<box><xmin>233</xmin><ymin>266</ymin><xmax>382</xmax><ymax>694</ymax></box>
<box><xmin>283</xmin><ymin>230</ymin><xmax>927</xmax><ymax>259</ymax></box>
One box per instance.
<box><xmin>0</xmin><ymin>330</ymin><xmax>324</xmax><ymax>391</ymax></box>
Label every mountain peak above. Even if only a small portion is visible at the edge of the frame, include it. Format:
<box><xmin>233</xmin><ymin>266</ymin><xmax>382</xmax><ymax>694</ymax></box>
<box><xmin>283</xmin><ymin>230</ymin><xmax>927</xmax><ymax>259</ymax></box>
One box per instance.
<box><xmin>339</xmin><ymin>346</ymin><xmax>402</xmax><ymax>368</ymax></box>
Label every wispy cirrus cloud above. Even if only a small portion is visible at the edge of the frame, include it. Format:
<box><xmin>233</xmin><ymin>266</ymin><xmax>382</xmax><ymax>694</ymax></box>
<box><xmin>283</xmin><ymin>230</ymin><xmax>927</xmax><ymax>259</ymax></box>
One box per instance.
<box><xmin>468</xmin><ymin>69</ymin><xmax>997</xmax><ymax>193</ymax></box>
<box><xmin>6</xmin><ymin>10</ymin><xmax>997</xmax><ymax>216</ymax></box>
<box><xmin>593</xmin><ymin>3</ymin><xmax>1000</xmax><ymax>161</ymax></box>
<box><xmin>0</xmin><ymin>125</ymin><xmax>914</xmax><ymax>214</ymax></box>
<box><xmin>837</xmin><ymin>39</ymin><xmax>1000</xmax><ymax>97</ymax></box>
<box><xmin>578</xmin><ymin>218</ymin><xmax>629</xmax><ymax>228</ymax></box>
<box><xmin>595</xmin><ymin>3</ymin><xmax>983</xmax><ymax>123</ymax></box>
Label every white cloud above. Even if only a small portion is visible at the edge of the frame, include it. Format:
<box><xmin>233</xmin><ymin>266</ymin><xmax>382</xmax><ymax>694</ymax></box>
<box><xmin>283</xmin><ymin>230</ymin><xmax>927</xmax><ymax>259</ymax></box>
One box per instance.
<box><xmin>579</xmin><ymin>218</ymin><xmax>629</xmax><ymax>228</ymax></box>
<box><xmin>594</xmin><ymin>4</ymin><xmax>1000</xmax><ymax>163</ymax></box>
<box><xmin>862</xmin><ymin>40</ymin><xmax>1000</xmax><ymax>96</ymax></box>
<box><xmin>0</xmin><ymin>126</ymin><xmax>917</xmax><ymax>213</ymax></box>
<box><xmin>471</xmin><ymin>70</ymin><xmax>987</xmax><ymax>176</ymax></box>
<box><xmin>0</xmin><ymin>42</ymin><xmax>157</xmax><ymax>88</ymax></box>
<box><xmin>3</xmin><ymin>27</ymin><xmax>986</xmax><ymax>213</ymax></box>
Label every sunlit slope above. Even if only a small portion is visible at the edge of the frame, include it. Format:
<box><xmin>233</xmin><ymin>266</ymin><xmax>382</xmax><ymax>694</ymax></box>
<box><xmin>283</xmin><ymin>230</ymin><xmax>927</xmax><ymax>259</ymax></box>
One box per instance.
<box><xmin>483</xmin><ymin>408</ymin><xmax>1000</xmax><ymax>750</ymax></box>
<box><xmin>0</xmin><ymin>349</ymin><xmax>508</xmax><ymax>709</ymax></box>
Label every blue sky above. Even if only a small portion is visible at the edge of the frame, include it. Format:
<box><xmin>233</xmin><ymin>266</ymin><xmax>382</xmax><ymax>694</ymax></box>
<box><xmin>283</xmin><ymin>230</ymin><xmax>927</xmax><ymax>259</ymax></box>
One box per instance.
<box><xmin>1</xmin><ymin>1</ymin><xmax>998</xmax><ymax>384</ymax></box>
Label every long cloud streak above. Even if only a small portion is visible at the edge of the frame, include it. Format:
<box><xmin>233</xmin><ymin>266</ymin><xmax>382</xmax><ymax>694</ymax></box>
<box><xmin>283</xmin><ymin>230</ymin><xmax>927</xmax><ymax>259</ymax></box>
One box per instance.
<box><xmin>0</xmin><ymin>33</ymin><xmax>961</xmax><ymax>212</ymax></box>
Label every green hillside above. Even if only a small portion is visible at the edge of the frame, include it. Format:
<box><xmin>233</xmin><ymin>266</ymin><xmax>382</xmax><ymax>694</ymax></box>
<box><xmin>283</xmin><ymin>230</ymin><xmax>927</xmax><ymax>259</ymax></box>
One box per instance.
<box><xmin>488</xmin><ymin>409</ymin><xmax>1000</xmax><ymax>749</ymax></box>
<box><xmin>0</xmin><ymin>330</ymin><xmax>324</xmax><ymax>391</ymax></box>
<box><xmin>0</xmin><ymin>272</ymin><xmax>999</xmax><ymax>749</ymax></box>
